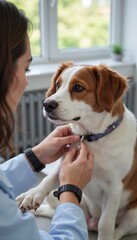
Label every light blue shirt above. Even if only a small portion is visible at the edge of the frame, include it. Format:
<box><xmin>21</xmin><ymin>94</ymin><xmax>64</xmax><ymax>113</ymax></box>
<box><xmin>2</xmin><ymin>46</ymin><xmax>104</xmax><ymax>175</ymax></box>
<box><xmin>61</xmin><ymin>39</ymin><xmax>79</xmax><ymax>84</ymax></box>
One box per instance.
<box><xmin>0</xmin><ymin>154</ymin><xmax>88</xmax><ymax>240</ymax></box>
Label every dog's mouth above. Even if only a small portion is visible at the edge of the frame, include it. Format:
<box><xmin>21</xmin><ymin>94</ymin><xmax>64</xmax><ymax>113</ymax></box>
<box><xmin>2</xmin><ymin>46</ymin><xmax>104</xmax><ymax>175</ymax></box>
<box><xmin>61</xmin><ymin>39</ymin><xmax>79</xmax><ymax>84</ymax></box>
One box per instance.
<box><xmin>48</xmin><ymin>114</ymin><xmax>59</xmax><ymax>121</ymax></box>
<box><xmin>47</xmin><ymin>113</ymin><xmax>81</xmax><ymax>122</ymax></box>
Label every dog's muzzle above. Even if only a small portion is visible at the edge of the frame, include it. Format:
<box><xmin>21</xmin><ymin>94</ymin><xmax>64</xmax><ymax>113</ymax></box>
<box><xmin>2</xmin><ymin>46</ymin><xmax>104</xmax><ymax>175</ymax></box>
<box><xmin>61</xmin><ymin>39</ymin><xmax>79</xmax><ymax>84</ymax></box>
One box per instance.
<box><xmin>43</xmin><ymin>99</ymin><xmax>81</xmax><ymax>122</ymax></box>
<box><xmin>43</xmin><ymin>100</ymin><xmax>58</xmax><ymax>113</ymax></box>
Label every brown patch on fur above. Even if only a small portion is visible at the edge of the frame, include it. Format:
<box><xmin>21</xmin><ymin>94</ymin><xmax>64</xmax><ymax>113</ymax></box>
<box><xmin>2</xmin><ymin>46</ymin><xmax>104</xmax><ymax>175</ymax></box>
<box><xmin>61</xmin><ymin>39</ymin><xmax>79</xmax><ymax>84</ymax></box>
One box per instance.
<box><xmin>95</xmin><ymin>65</ymin><xmax>128</xmax><ymax>115</ymax></box>
<box><xmin>69</xmin><ymin>67</ymin><xmax>100</xmax><ymax>111</ymax></box>
<box><xmin>123</xmin><ymin>140</ymin><xmax>137</xmax><ymax>209</ymax></box>
<box><xmin>111</xmin><ymin>99</ymin><xmax>126</xmax><ymax>117</ymax></box>
<box><xmin>46</xmin><ymin>61</ymin><xmax>74</xmax><ymax>97</ymax></box>
<box><xmin>69</xmin><ymin>64</ymin><xmax>128</xmax><ymax>116</ymax></box>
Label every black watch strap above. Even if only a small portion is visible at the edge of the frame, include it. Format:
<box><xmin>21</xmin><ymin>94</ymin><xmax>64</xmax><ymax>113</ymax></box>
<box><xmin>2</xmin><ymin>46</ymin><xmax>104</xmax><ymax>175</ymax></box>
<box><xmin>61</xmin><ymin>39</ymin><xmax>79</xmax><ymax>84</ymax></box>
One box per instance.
<box><xmin>24</xmin><ymin>148</ymin><xmax>45</xmax><ymax>172</ymax></box>
<box><xmin>53</xmin><ymin>184</ymin><xmax>82</xmax><ymax>203</ymax></box>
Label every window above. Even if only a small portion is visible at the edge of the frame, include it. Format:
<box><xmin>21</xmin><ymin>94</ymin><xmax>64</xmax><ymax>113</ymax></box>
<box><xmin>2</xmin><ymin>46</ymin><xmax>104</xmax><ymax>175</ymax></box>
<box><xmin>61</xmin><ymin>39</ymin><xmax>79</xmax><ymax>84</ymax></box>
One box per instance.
<box><xmin>58</xmin><ymin>0</ymin><xmax>110</xmax><ymax>50</ymax></box>
<box><xmin>10</xmin><ymin>0</ymin><xmax>122</xmax><ymax>62</ymax></box>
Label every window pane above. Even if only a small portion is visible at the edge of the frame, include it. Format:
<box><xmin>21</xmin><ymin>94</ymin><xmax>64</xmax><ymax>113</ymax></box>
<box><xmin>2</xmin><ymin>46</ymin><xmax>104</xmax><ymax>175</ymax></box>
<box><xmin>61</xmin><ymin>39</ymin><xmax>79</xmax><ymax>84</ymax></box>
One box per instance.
<box><xmin>58</xmin><ymin>0</ymin><xmax>110</xmax><ymax>50</ymax></box>
<box><xmin>9</xmin><ymin>0</ymin><xmax>41</xmax><ymax>56</ymax></box>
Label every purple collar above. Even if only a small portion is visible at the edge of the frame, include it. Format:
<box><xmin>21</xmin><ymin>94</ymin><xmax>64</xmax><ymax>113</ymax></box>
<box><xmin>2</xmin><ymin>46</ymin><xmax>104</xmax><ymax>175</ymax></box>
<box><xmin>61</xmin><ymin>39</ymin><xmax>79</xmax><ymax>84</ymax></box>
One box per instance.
<box><xmin>81</xmin><ymin>116</ymin><xmax>123</xmax><ymax>142</ymax></box>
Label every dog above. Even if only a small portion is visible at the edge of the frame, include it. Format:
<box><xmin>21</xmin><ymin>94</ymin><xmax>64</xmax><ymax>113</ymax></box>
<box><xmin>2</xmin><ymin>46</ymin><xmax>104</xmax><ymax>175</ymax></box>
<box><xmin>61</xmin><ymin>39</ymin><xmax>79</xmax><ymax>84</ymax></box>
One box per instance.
<box><xmin>16</xmin><ymin>62</ymin><xmax>137</xmax><ymax>240</ymax></box>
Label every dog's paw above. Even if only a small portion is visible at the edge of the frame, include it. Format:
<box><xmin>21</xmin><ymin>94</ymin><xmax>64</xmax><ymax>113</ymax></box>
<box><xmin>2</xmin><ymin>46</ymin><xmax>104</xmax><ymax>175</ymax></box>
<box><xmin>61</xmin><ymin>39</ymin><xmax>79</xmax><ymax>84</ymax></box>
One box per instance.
<box><xmin>31</xmin><ymin>203</ymin><xmax>55</xmax><ymax>218</ymax></box>
<box><xmin>16</xmin><ymin>187</ymin><xmax>45</xmax><ymax>212</ymax></box>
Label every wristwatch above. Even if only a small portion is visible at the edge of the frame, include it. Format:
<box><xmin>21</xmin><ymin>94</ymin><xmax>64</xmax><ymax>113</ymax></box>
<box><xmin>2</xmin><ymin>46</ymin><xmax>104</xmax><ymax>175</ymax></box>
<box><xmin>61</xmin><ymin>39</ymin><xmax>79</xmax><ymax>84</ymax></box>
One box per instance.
<box><xmin>24</xmin><ymin>148</ymin><xmax>45</xmax><ymax>172</ymax></box>
<box><xmin>53</xmin><ymin>184</ymin><xmax>82</xmax><ymax>203</ymax></box>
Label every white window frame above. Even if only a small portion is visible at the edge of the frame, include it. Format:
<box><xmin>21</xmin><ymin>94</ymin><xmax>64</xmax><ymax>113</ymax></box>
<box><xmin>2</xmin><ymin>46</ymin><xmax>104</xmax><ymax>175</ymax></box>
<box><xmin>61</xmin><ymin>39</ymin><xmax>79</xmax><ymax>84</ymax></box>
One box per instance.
<box><xmin>34</xmin><ymin>0</ymin><xmax>123</xmax><ymax>64</ymax></box>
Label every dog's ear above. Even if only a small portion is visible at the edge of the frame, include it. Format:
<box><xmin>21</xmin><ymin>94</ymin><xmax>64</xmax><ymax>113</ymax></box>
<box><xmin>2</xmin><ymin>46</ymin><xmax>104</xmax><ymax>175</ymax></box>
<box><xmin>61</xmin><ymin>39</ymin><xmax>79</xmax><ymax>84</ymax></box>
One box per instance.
<box><xmin>92</xmin><ymin>64</ymin><xmax>128</xmax><ymax>112</ymax></box>
<box><xmin>46</xmin><ymin>61</ymin><xmax>74</xmax><ymax>97</ymax></box>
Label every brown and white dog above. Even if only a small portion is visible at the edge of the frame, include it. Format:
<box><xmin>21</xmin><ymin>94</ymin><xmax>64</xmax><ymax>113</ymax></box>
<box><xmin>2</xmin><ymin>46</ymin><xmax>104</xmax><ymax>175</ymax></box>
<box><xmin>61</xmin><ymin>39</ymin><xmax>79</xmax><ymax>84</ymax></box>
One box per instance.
<box><xmin>17</xmin><ymin>62</ymin><xmax>137</xmax><ymax>240</ymax></box>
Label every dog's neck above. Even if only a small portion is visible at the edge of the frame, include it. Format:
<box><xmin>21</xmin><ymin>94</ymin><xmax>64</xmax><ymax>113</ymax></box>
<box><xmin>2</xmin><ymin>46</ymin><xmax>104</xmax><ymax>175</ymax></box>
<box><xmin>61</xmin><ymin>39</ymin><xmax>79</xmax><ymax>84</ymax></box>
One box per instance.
<box><xmin>70</xmin><ymin>115</ymin><xmax>123</xmax><ymax>142</ymax></box>
<box><xmin>80</xmin><ymin>116</ymin><xmax>123</xmax><ymax>142</ymax></box>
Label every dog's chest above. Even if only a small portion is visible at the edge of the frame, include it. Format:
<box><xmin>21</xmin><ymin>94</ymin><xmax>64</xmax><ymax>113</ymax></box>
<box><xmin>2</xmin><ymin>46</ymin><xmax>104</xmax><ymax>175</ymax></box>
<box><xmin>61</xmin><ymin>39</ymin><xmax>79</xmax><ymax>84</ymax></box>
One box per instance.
<box><xmin>83</xmin><ymin>138</ymin><xmax>134</xmax><ymax>201</ymax></box>
<box><xmin>84</xmin><ymin>161</ymin><xmax>114</xmax><ymax>198</ymax></box>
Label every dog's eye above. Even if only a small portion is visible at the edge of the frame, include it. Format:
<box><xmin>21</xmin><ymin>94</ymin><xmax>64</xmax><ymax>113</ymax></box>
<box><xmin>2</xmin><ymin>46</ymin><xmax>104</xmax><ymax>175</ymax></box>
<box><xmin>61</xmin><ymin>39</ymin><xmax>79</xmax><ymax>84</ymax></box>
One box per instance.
<box><xmin>73</xmin><ymin>84</ymin><xmax>84</xmax><ymax>92</ymax></box>
<box><xmin>56</xmin><ymin>82</ymin><xmax>60</xmax><ymax>90</ymax></box>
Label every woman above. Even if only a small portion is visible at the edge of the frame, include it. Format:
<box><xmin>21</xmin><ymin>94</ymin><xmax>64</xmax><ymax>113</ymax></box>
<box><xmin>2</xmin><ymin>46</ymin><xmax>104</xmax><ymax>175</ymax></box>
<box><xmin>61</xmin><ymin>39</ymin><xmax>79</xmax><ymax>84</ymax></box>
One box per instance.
<box><xmin>0</xmin><ymin>1</ymin><xmax>93</xmax><ymax>240</ymax></box>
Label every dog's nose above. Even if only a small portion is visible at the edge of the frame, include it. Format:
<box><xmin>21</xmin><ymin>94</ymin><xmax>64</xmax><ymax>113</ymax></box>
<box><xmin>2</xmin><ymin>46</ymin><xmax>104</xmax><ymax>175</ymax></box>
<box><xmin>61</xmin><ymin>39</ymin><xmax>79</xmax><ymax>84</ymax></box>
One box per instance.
<box><xmin>43</xmin><ymin>100</ymin><xmax>58</xmax><ymax>112</ymax></box>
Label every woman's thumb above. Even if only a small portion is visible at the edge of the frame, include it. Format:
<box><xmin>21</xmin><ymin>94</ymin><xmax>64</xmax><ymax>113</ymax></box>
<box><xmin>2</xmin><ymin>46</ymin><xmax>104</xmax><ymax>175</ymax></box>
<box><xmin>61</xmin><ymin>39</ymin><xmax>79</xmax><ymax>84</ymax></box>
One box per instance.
<box><xmin>64</xmin><ymin>147</ymin><xmax>78</xmax><ymax>163</ymax></box>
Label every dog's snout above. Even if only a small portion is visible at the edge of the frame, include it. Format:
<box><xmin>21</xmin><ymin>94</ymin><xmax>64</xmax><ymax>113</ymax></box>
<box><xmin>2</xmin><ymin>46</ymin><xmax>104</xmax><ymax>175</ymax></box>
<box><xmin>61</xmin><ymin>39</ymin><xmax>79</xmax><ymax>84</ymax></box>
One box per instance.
<box><xmin>43</xmin><ymin>100</ymin><xmax>58</xmax><ymax>113</ymax></box>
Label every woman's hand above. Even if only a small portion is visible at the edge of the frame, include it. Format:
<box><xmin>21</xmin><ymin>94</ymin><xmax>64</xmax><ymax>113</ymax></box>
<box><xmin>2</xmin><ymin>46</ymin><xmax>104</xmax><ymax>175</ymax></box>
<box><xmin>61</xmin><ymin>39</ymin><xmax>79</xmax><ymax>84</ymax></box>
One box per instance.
<box><xmin>59</xmin><ymin>142</ymin><xmax>94</xmax><ymax>190</ymax></box>
<box><xmin>32</xmin><ymin>125</ymin><xmax>80</xmax><ymax>164</ymax></box>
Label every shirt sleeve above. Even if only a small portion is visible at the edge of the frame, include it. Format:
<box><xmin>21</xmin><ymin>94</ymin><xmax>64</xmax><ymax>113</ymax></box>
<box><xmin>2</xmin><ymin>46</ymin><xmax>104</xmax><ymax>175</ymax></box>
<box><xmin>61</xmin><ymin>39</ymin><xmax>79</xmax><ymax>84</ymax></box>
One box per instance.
<box><xmin>48</xmin><ymin>203</ymin><xmax>89</xmax><ymax>240</ymax></box>
<box><xmin>0</xmin><ymin>154</ymin><xmax>38</xmax><ymax>196</ymax></box>
<box><xmin>0</xmin><ymin>184</ymin><xmax>88</xmax><ymax>240</ymax></box>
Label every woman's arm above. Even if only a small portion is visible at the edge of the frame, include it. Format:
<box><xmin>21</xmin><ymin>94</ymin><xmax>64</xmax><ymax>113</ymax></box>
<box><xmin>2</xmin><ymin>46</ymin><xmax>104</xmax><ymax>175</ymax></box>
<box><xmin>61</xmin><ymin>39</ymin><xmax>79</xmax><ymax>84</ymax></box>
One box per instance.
<box><xmin>0</xmin><ymin>183</ymin><xmax>88</xmax><ymax>240</ymax></box>
<box><xmin>0</xmin><ymin>154</ymin><xmax>38</xmax><ymax>196</ymax></box>
<box><xmin>48</xmin><ymin>203</ymin><xmax>89</xmax><ymax>240</ymax></box>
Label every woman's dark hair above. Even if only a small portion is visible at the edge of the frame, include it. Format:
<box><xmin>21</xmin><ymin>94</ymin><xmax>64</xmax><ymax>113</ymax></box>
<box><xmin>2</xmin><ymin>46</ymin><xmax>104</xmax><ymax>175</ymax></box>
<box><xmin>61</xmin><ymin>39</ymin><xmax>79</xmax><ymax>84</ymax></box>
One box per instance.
<box><xmin>0</xmin><ymin>1</ymin><xmax>31</xmax><ymax>155</ymax></box>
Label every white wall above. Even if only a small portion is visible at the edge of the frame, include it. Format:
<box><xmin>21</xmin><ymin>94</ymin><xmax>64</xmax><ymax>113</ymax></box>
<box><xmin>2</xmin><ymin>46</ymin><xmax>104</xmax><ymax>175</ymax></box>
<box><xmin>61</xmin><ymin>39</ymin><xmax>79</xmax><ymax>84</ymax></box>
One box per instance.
<box><xmin>122</xmin><ymin>0</ymin><xmax>137</xmax><ymax>116</ymax></box>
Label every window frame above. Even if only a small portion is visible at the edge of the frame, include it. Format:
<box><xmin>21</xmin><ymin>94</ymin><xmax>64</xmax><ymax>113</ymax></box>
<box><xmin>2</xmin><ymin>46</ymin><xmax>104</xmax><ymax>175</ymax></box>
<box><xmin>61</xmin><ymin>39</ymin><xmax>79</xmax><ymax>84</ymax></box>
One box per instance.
<box><xmin>34</xmin><ymin>0</ymin><xmax>123</xmax><ymax>64</ymax></box>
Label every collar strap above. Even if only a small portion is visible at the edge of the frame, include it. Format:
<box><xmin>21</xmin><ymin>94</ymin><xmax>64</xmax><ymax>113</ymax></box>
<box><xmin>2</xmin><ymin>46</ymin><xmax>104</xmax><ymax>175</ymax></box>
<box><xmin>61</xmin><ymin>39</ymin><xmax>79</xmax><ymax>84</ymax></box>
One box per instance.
<box><xmin>81</xmin><ymin>116</ymin><xmax>123</xmax><ymax>142</ymax></box>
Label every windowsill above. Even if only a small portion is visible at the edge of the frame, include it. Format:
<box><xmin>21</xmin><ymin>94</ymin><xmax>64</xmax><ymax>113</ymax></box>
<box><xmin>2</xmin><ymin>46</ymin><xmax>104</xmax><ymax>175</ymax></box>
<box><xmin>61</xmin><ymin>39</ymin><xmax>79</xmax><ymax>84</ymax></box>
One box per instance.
<box><xmin>26</xmin><ymin>58</ymin><xmax>135</xmax><ymax>92</ymax></box>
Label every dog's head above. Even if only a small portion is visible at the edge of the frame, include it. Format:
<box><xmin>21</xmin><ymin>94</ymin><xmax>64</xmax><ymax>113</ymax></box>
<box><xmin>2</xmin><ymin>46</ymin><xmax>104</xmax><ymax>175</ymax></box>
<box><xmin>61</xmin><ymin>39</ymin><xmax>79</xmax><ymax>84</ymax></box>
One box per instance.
<box><xmin>43</xmin><ymin>62</ymin><xmax>128</xmax><ymax>127</ymax></box>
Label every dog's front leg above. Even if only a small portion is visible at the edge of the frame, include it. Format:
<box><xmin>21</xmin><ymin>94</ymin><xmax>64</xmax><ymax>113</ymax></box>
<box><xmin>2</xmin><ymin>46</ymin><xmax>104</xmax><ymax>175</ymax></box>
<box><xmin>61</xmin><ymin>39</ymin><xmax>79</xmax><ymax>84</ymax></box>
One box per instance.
<box><xmin>16</xmin><ymin>158</ymin><xmax>62</xmax><ymax>212</ymax></box>
<box><xmin>97</xmin><ymin>183</ymin><xmax>123</xmax><ymax>240</ymax></box>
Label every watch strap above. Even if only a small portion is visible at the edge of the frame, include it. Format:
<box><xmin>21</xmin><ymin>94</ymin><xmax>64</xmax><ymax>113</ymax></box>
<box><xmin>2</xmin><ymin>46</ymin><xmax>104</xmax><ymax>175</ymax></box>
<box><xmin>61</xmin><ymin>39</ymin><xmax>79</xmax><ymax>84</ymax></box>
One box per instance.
<box><xmin>53</xmin><ymin>184</ymin><xmax>82</xmax><ymax>203</ymax></box>
<box><xmin>24</xmin><ymin>148</ymin><xmax>45</xmax><ymax>172</ymax></box>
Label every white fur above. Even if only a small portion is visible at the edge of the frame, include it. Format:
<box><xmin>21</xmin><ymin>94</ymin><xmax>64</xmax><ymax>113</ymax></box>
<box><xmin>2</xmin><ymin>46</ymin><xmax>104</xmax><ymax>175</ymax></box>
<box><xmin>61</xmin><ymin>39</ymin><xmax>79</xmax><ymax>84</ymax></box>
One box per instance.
<box><xmin>16</xmin><ymin>66</ymin><xmax>137</xmax><ymax>240</ymax></box>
